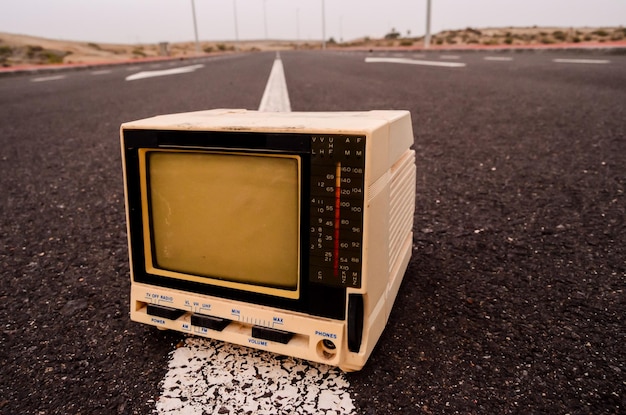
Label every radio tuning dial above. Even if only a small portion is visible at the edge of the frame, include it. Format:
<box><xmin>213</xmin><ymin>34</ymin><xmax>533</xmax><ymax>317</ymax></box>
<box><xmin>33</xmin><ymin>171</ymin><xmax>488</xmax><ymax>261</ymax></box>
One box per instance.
<box><xmin>309</xmin><ymin>135</ymin><xmax>365</xmax><ymax>289</ymax></box>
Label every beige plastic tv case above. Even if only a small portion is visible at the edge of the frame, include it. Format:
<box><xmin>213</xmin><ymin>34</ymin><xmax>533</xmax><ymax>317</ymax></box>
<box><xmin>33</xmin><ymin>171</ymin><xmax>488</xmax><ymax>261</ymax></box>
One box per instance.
<box><xmin>121</xmin><ymin>109</ymin><xmax>416</xmax><ymax>371</ymax></box>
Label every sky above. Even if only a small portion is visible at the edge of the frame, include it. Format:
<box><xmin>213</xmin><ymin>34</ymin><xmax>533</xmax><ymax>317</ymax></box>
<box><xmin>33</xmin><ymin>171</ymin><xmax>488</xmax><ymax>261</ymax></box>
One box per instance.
<box><xmin>1</xmin><ymin>0</ymin><xmax>625</xmax><ymax>44</ymax></box>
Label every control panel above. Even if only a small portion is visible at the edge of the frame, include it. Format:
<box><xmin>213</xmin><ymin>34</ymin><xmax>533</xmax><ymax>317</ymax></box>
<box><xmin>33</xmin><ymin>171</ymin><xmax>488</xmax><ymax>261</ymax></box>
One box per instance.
<box><xmin>132</xmin><ymin>285</ymin><xmax>348</xmax><ymax>367</ymax></box>
<box><xmin>309</xmin><ymin>135</ymin><xmax>365</xmax><ymax>288</ymax></box>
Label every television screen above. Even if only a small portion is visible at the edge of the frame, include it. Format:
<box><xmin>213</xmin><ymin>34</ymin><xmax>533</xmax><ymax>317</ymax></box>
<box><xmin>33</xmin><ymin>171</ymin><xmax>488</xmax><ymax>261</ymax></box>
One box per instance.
<box><xmin>139</xmin><ymin>149</ymin><xmax>301</xmax><ymax>297</ymax></box>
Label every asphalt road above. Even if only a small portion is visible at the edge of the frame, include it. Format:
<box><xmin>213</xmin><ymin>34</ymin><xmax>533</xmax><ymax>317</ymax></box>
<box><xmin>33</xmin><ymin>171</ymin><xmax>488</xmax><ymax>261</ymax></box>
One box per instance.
<box><xmin>1</xmin><ymin>50</ymin><xmax>625</xmax><ymax>414</ymax></box>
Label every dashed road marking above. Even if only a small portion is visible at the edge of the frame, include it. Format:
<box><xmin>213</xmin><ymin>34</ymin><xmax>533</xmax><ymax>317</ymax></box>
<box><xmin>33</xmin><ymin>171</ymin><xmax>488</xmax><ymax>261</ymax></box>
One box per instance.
<box><xmin>485</xmin><ymin>56</ymin><xmax>514</xmax><ymax>61</ymax></box>
<box><xmin>125</xmin><ymin>64</ymin><xmax>204</xmax><ymax>81</ymax></box>
<box><xmin>365</xmin><ymin>56</ymin><xmax>466</xmax><ymax>68</ymax></box>
<box><xmin>553</xmin><ymin>58</ymin><xmax>610</xmax><ymax>65</ymax></box>
<box><xmin>31</xmin><ymin>74</ymin><xmax>66</xmax><ymax>82</ymax></box>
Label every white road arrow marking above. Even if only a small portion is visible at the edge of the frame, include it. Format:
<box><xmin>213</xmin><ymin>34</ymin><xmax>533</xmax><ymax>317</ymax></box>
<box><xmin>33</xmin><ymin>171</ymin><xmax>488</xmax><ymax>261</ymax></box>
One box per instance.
<box><xmin>125</xmin><ymin>64</ymin><xmax>204</xmax><ymax>81</ymax></box>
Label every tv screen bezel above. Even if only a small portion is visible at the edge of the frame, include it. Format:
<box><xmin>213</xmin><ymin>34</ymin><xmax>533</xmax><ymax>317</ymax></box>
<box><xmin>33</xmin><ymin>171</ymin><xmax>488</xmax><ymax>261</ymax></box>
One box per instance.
<box><xmin>122</xmin><ymin>129</ymin><xmax>347</xmax><ymax>320</ymax></box>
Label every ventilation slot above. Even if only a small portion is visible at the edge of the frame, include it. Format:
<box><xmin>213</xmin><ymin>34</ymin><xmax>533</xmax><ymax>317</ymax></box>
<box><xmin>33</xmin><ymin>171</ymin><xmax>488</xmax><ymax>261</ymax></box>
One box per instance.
<box><xmin>388</xmin><ymin>149</ymin><xmax>416</xmax><ymax>274</ymax></box>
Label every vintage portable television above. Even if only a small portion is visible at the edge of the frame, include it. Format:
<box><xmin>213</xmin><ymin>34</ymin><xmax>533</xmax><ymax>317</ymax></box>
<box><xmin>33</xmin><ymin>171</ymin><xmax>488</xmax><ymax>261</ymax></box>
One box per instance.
<box><xmin>120</xmin><ymin>109</ymin><xmax>416</xmax><ymax>371</ymax></box>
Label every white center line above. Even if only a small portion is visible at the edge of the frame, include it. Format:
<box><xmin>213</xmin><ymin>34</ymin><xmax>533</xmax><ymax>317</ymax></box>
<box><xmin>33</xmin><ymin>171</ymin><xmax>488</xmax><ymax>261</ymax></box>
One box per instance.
<box><xmin>125</xmin><ymin>64</ymin><xmax>204</xmax><ymax>81</ymax></box>
<box><xmin>484</xmin><ymin>56</ymin><xmax>514</xmax><ymax>61</ymax></box>
<box><xmin>31</xmin><ymin>74</ymin><xmax>66</xmax><ymax>82</ymax></box>
<box><xmin>157</xmin><ymin>338</ymin><xmax>354</xmax><ymax>415</ymax></box>
<box><xmin>365</xmin><ymin>56</ymin><xmax>466</xmax><ymax>68</ymax></box>
<box><xmin>258</xmin><ymin>53</ymin><xmax>291</xmax><ymax>112</ymax></box>
<box><xmin>553</xmin><ymin>58</ymin><xmax>610</xmax><ymax>65</ymax></box>
<box><xmin>156</xmin><ymin>54</ymin><xmax>354</xmax><ymax>415</ymax></box>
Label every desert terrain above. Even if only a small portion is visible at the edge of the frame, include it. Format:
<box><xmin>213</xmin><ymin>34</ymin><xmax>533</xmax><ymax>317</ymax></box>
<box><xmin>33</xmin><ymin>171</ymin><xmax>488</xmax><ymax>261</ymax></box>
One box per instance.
<box><xmin>0</xmin><ymin>32</ymin><xmax>298</xmax><ymax>68</ymax></box>
<box><xmin>1</xmin><ymin>26</ymin><xmax>625</xmax><ymax>67</ymax></box>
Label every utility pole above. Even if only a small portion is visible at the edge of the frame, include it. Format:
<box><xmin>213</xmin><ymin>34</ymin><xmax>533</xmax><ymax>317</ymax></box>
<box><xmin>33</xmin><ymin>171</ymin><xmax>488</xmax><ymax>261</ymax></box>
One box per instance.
<box><xmin>191</xmin><ymin>0</ymin><xmax>200</xmax><ymax>54</ymax></box>
<box><xmin>263</xmin><ymin>0</ymin><xmax>269</xmax><ymax>39</ymax></box>
<box><xmin>424</xmin><ymin>0</ymin><xmax>432</xmax><ymax>48</ymax></box>
<box><xmin>321</xmin><ymin>0</ymin><xmax>326</xmax><ymax>50</ymax></box>
<box><xmin>296</xmin><ymin>8</ymin><xmax>300</xmax><ymax>44</ymax></box>
<box><xmin>233</xmin><ymin>0</ymin><xmax>239</xmax><ymax>43</ymax></box>
<box><xmin>340</xmin><ymin>15</ymin><xmax>343</xmax><ymax>43</ymax></box>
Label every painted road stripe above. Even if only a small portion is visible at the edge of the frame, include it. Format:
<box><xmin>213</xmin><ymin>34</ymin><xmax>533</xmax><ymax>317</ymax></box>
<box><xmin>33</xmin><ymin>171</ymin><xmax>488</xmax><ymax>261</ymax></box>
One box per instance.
<box><xmin>156</xmin><ymin>55</ymin><xmax>354</xmax><ymax>415</ymax></box>
<box><xmin>91</xmin><ymin>69</ymin><xmax>112</xmax><ymax>75</ymax></box>
<box><xmin>157</xmin><ymin>338</ymin><xmax>354</xmax><ymax>414</ymax></box>
<box><xmin>258</xmin><ymin>53</ymin><xmax>292</xmax><ymax>112</ymax></box>
<box><xmin>31</xmin><ymin>74</ymin><xmax>66</xmax><ymax>82</ymax></box>
<box><xmin>440</xmin><ymin>55</ymin><xmax>461</xmax><ymax>60</ymax></box>
<box><xmin>125</xmin><ymin>64</ymin><xmax>204</xmax><ymax>81</ymax></box>
<box><xmin>553</xmin><ymin>58</ymin><xmax>610</xmax><ymax>65</ymax></box>
<box><xmin>485</xmin><ymin>56</ymin><xmax>514</xmax><ymax>61</ymax></box>
<box><xmin>365</xmin><ymin>56</ymin><xmax>466</xmax><ymax>68</ymax></box>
